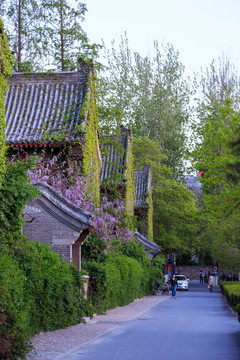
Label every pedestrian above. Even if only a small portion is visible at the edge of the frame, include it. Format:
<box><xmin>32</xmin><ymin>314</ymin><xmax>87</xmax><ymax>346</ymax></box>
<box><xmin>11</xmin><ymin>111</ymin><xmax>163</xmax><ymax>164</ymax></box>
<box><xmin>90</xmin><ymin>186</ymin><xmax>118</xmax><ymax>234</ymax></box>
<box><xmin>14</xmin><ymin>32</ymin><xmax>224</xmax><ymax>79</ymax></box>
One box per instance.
<box><xmin>170</xmin><ymin>274</ymin><xmax>178</xmax><ymax>298</ymax></box>
<box><xmin>221</xmin><ymin>271</ymin><xmax>226</xmax><ymax>281</ymax></box>
<box><xmin>226</xmin><ymin>274</ymin><xmax>232</xmax><ymax>281</ymax></box>
<box><xmin>204</xmin><ymin>272</ymin><xmax>208</xmax><ymax>283</ymax></box>
<box><xmin>208</xmin><ymin>272</ymin><xmax>214</xmax><ymax>292</ymax></box>
<box><xmin>199</xmin><ymin>270</ymin><xmax>204</xmax><ymax>283</ymax></box>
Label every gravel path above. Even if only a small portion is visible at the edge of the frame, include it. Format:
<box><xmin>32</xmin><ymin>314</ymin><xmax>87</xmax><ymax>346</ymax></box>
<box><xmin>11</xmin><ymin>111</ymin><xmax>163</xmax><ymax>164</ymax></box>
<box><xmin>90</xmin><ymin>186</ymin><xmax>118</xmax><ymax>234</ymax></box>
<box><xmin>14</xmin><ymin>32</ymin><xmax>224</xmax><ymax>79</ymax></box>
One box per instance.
<box><xmin>27</xmin><ymin>294</ymin><xmax>168</xmax><ymax>360</ymax></box>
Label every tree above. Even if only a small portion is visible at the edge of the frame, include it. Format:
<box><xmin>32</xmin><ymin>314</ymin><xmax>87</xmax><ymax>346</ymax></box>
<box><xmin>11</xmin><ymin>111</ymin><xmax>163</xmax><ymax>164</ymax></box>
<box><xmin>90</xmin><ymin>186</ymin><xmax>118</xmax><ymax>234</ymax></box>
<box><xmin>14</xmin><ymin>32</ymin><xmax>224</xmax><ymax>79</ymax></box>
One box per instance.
<box><xmin>0</xmin><ymin>17</ymin><xmax>13</xmax><ymax>187</ymax></box>
<box><xmin>1</xmin><ymin>0</ymin><xmax>43</xmax><ymax>71</ymax></box>
<box><xmin>196</xmin><ymin>57</ymin><xmax>240</xmax><ymax>120</ymax></box>
<box><xmin>39</xmin><ymin>0</ymin><xmax>101</xmax><ymax>71</ymax></box>
<box><xmin>190</xmin><ymin>99</ymin><xmax>240</xmax><ymax>272</ymax></box>
<box><xmin>98</xmin><ymin>34</ymin><xmax>192</xmax><ymax>171</ymax></box>
<box><xmin>2</xmin><ymin>0</ymin><xmax>101</xmax><ymax>71</ymax></box>
<box><xmin>132</xmin><ymin>137</ymin><xmax>200</xmax><ymax>255</ymax></box>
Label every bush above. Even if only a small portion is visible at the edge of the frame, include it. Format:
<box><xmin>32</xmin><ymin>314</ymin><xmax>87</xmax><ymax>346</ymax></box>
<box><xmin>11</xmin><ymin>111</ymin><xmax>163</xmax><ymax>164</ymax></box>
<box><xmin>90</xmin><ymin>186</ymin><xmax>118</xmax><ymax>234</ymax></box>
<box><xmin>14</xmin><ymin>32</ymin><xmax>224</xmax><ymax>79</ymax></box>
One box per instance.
<box><xmin>0</xmin><ymin>240</ymin><xmax>95</xmax><ymax>359</ymax></box>
<box><xmin>86</xmin><ymin>254</ymin><xmax>154</xmax><ymax>314</ymax></box>
<box><xmin>14</xmin><ymin>240</ymin><xmax>91</xmax><ymax>333</ymax></box>
<box><xmin>220</xmin><ymin>281</ymin><xmax>240</xmax><ymax>320</ymax></box>
<box><xmin>0</xmin><ymin>160</ymin><xmax>96</xmax><ymax>359</ymax></box>
<box><xmin>0</xmin><ymin>251</ymin><xmax>31</xmax><ymax>360</ymax></box>
<box><xmin>236</xmin><ymin>303</ymin><xmax>240</xmax><ymax>322</ymax></box>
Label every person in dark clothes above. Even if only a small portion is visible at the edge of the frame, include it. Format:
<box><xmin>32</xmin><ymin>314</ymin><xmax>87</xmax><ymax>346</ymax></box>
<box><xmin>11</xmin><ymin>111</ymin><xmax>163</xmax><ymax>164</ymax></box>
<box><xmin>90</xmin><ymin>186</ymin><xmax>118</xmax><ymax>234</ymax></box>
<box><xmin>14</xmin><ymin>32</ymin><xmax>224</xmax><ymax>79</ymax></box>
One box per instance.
<box><xmin>170</xmin><ymin>274</ymin><xmax>178</xmax><ymax>298</ymax></box>
<box><xmin>199</xmin><ymin>270</ymin><xmax>204</xmax><ymax>283</ymax></box>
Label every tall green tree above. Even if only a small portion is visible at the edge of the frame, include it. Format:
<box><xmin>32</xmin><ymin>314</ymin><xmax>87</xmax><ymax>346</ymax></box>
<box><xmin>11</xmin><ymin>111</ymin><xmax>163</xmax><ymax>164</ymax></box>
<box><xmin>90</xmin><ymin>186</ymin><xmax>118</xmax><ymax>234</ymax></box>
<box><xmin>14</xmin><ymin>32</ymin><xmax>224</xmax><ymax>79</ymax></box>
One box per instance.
<box><xmin>2</xmin><ymin>0</ymin><xmax>100</xmax><ymax>71</ymax></box>
<box><xmin>40</xmin><ymin>0</ymin><xmax>101</xmax><ymax>71</ymax></box>
<box><xmin>1</xmin><ymin>0</ymin><xmax>42</xmax><ymax>71</ymax></box>
<box><xmin>190</xmin><ymin>99</ymin><xmax>240</xmax><ymax>272</ymax></box>
<box><xmin>133</xmin><ymin>137</ymin><xmax>200</xmax><ymax>255</ymax></box>
<box><xmin>98</xmin><ymin>34</ymin><xmax>192</xmax><ymax>171</ymax></box>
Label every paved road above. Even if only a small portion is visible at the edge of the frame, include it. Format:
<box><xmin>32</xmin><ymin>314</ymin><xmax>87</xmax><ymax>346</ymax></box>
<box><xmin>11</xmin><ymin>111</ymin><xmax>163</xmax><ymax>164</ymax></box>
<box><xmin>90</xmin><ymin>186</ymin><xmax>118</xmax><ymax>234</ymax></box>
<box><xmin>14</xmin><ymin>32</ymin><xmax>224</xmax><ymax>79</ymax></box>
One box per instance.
<box><xmin>59</xmin><ymin>281</ymin><xmax>240</xmax><ymax>360</ymax></box>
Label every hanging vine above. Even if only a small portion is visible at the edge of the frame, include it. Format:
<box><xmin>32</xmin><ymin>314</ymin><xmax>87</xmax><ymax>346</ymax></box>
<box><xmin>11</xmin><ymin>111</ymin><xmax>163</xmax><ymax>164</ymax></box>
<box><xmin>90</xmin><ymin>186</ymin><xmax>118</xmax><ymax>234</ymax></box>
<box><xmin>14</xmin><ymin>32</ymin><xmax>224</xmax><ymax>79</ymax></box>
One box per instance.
<box><xmin>0</xmin><ymin>17</ymin><xmax>13</xmax><ymax>187</ymax></box>
<box><xmin>77</xmin><ymin>58</ymin><xmax>101</xmax><ymax>205</ymax></box>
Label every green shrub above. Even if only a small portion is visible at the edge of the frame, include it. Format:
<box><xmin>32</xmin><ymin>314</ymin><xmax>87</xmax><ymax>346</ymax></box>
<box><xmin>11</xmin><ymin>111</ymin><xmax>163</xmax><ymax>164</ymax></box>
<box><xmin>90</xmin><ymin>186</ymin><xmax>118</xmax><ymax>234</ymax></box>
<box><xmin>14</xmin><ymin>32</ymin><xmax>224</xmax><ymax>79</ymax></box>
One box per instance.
<box><xmin>236</xmin><ymin>303</ymin><xmax>240</xmax><ymax>322</ymax></box>
<box><xmin>86</xmin><ymin>254</ymin><xmax>154</xmax><ymax>314</ymax></box>
<box><xmin>0</xmin><ymin>239</ymin><xmax>95</xmax><ymax>359</ymax></box>
<box><xmin>220</xmin><ymin>281</ymin><xmax>240</xmax><ymax>318</ymax></box>
<box><xmin>0</xmin><ymin>160</ymin><xmax>95</xmax><ymax>359</ymax></box>
<box><xmin>13</xmin><ymin>240</ymin><xmax>90</xmax><ymax>334</ymax></box>
<box><xmin>0</xmin><ymin>251</ymin><xmax>31</xmax><ymax>360</ymax></box>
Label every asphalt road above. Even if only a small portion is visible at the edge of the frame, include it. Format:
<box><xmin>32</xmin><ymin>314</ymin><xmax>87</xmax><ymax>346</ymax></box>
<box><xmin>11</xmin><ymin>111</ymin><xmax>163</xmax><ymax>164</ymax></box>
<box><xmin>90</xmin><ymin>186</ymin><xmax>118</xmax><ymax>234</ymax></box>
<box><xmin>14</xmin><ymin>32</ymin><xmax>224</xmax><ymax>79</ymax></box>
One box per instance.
<box><xmin>59</xmin><ymin>280</ymin><xmax>240</xmax><ymax>360</ymax></box>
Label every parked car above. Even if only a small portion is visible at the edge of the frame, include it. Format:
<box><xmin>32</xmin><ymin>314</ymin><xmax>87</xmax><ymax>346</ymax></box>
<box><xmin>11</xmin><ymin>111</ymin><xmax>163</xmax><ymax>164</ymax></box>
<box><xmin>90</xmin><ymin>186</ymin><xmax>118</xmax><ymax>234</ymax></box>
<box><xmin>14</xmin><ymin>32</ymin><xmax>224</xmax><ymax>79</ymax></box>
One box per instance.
<box><xmin>175</xmin><ymin>275</ymin><xmax>189</xmax><ymax>291</ymax></box>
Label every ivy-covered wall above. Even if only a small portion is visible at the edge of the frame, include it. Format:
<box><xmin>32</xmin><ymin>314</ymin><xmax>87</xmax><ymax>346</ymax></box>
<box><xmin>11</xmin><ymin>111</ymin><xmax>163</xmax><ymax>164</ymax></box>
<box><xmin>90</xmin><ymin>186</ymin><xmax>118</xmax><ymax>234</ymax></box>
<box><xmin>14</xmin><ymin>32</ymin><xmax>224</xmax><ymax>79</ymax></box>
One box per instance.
<box><xmin>0</xmin><ymin>18</ymin><xmax>13</xmax><ymax>187</ymax></box>
<box><xmin>147</xmin><ymin>171</ymin><xmax>154</xmax><ymax>241</ymax></box>
<box><xmin>81</xmin><ymin>63</ymin><xmax>101</xmax><ymax>205</ymax></box>
<box><xmin>124</xmin><ymin>132</ymin><xmax>135</xmax><ymax>230</ymax></box>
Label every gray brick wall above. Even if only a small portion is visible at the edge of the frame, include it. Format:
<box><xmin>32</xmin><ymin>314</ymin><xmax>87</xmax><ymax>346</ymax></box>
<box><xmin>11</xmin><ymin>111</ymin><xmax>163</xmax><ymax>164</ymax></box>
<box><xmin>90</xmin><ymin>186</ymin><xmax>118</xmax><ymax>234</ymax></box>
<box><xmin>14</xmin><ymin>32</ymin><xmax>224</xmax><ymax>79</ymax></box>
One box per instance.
<box><xmin>24</xmin><ymin>202</ymin><xmax>79</xmax><ymax>263</ymax></box>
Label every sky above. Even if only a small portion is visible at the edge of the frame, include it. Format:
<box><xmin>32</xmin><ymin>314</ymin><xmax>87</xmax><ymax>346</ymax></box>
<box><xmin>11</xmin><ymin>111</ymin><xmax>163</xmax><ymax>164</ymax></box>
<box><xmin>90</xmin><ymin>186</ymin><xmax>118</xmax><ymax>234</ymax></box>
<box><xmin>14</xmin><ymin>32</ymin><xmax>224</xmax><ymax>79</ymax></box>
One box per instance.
<box><xmin>82</xmin><ymin>0</ymin><xmax>240</xmax><ymax>78</ymax></box>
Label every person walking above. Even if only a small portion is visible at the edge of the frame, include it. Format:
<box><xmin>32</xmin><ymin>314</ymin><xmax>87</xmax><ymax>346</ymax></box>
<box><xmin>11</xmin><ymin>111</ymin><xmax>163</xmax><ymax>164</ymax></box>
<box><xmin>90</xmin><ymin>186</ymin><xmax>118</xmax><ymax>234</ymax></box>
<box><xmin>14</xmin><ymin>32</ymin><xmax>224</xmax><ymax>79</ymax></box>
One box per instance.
<box><xmin>170</xmin><ymin>274</ymin><xmax>178</xmax><ymax>298</ymax></box>
<box><xmin>199</xmin><ymin>270</ymin><xmax>204</xmax><ymax>283</ymax></box>
<box><xmin>208</xmin><ymin>272</ymin><xmax>214</xmax><ymax>292</ymax></box>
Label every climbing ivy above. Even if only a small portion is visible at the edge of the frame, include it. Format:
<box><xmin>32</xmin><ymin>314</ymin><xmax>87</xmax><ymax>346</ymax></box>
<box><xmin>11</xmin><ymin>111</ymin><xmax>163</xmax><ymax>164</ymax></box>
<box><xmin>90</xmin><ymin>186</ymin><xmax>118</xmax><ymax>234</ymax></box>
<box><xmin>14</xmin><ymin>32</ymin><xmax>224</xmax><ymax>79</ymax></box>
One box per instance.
<box><xmin>0</xmin><ymin>18</ymin><xmax>13</xmax><ymax>188</ymax></box>
<box><xmin>147</xmin><ymin>170</ymin><xmax>154</xmax><ymax>241</ymax></box>
<box><xmin>124</xmin><ymin>130</ymin><xmax>135</xmax><ymax>230</ymax></box>
<box><xmin>80</xmin><ymin>60</ymin><xmax>101</xmax><ymax>204</ymax></box>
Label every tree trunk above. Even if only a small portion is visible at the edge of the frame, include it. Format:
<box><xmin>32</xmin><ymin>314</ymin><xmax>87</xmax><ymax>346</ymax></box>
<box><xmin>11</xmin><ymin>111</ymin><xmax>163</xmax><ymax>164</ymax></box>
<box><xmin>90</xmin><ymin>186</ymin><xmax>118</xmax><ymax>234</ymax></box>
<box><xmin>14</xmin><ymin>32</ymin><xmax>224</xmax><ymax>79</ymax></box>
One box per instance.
<box><xmin>18</xmin><ymin>0</ymin><xmax>22</xmax><ymax>70</ymax></box>
<box><xmin>60</xmin><ymin>0</ymin><xmax>64</xmax><ymax>71</ymax></box>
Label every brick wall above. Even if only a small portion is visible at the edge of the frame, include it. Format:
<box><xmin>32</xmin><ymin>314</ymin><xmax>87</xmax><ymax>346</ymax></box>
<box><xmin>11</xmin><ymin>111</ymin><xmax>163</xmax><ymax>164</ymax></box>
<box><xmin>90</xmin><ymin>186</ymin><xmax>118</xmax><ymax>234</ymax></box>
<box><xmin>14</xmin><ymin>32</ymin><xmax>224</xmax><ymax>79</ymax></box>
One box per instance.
<box><xmin>176</xmin><ymin>265</ymin><xmax>214</xmax><ymax>279</ymax></box>
<box><xmin>24</xmin><ymin>202</ymin><xmax>79</xmax><ymax>263</ymax></box>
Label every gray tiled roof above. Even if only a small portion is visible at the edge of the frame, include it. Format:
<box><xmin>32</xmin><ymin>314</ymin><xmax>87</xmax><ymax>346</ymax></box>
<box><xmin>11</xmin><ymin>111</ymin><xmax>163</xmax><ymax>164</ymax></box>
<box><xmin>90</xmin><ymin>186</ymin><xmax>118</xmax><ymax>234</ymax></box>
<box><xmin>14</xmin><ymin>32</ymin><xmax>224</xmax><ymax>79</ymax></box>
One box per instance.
<box><xmin>134</xmin><ymin>167</ymin><xmax>151</xmax><ymax>208</ymax></box>
<box><xmin>100</xmin><ymin>126</ymin><xmax>131</xmax><ymax>184</ymax></box>
<box><xmin>134</xmin><ymin>230</ymin><xmax>161</xmax><ymax>259</ymax></box>
<box><xmin>24</xmin><ymin>182</ymin><xmax>94</xmax><ymax>231</ymax></box>
<box><xmin>5</xmin><ymin>71</ymin><xmax>86</xmax><ymax>145</ymax></box>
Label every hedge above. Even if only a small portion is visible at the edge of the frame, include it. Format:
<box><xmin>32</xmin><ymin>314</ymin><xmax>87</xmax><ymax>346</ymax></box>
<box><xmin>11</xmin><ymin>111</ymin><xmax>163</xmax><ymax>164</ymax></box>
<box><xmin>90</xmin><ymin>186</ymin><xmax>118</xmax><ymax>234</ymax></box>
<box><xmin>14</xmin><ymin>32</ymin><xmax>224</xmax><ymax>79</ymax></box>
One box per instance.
<box><xmin>86</xmin><ymin>254</ymin><xmax>154</xmax><ymax>314</ymax></box>
<box><xmin>0</xmin><ymin>241</ymin><xmax>94</xmax><ymax>360</ymax></box>
<box><xmin>220</xmin><ymin>281</ymin><xmax>240</xmax><ymax>322</ymax></box>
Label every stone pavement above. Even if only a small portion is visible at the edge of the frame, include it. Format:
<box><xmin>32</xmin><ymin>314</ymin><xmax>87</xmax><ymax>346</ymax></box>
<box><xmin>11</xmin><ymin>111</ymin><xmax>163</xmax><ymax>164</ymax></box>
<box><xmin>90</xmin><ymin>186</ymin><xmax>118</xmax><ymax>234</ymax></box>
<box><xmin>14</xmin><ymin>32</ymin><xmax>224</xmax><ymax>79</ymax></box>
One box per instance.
<box><xmin>27</xmin><ymin>293</ymin><xmax>168</xmax><ymax>360</ymax></box>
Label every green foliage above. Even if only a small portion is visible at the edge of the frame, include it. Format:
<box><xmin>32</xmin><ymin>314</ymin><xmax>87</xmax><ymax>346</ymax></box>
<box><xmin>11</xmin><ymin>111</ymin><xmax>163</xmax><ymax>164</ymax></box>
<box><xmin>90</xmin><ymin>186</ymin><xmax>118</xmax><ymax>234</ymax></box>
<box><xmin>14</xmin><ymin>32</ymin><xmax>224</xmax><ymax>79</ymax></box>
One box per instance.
<box><xmin>133</xmin><ymin>137</ymin><xmax>200</xmax><ymax>254</ymax></box>
<box><xmin>151</xmin><ymin>255</ymin><xmax>165</xmax><ymax>283</ymax></box>
<box><xmin>86</xmin><ymin>254</ymin><xmax>154</xmax><ymax>314</ymax></box>
<box><xmin>153</xmin><ymin>179</ymin><xmax>200</xmax><ymax>254</ymax></box>
<box><xmin>118</xmin><ymin>237</ymin><xmax>150</xmax><ymax>267</ymax></box>
<box><xmin>13</xmin><ymin>240</ymin><xmax>88</xmax><ymax>333</ymax></box>
<box><xmin>2</xmin><ymin>0</ymin><xmax>101</xmax><ymax>71</ymax></box>
<box><xmin>236</xmin><ymin>303</ymin><xmax>240</xmax><ymax>323</ymax></box>
<box><xmin>133</xmin><ymin>137</ymin><xmax>168</xmax><ymax>241</ymax></box>
<box><xmin>40</xmin><ymin>0</ymin><xmax>90</xmax><ymax>70</ymax></box>
<box><xmin>0</xmin><ymin>160</ymin><xmax>93</xmax><ymax>359</ymax></box>
<box><xmin>0</xmin><ymin>240</ymin><xmax>93</xmax><ymax>359</ymax></box>
<box><xmin>0</xmin><ymin>17</ymin><xmax>13</xmax><ymax>188</ymax></box>
<box><xmin>0</xmin><ymin>160</ymin><xmax>37</xmax><ymax>245</ymax></box>
<box><xmin>220</xmin><ymin>281</ymin><xmax>240</xmax><ymax>318</ymax></box>
<box><xmin>81</xmin><ymin>62</ymin><xmax>101</xmax><ymax>204</ymax></box>
<box><xmin>100</xmin><ymin>128</ymin><xmax>136</xmax><ymax>228</ymax></box>
<box><xmin>190</xmin><ymin>99</ymin><xmax>240</xmax><ymax>271</ymax></box>
<box><xmin>124</xmin><ymin>129</ymin><xmax>135</xmax><ymax>228</ymax></box>
<box><xmin>1</xmin><ymin>0</ymin><xmax>43</xmax><ymax>71</ymax></box>
<box><xmin>98</xmin><ymin>34</ymin><xmax>192</xmax><ymax>171</ymax></box>
<box><xmin>0</xmin><ymin>251</ymin><xmax>31</xmax><ymax>360</ymax></box>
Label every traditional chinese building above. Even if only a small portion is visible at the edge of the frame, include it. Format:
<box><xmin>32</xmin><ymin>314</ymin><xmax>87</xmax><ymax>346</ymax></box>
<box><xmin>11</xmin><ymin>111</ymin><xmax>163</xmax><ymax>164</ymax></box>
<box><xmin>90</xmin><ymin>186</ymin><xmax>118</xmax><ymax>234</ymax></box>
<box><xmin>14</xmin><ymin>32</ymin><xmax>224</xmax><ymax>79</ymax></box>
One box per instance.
<box><xmin>100</xmin><ymin>126</ymin><xmax>154</xmax><ymax>240</ymax></box>
<box><xmin>4</xmin><ymin>59</ymin><xmax>101</xmax><ymax>267</ymax></box>
<box><xmin>5</xmin><ymin>58</ymin><xmax>101</xmax><ymax>202</ymax></box>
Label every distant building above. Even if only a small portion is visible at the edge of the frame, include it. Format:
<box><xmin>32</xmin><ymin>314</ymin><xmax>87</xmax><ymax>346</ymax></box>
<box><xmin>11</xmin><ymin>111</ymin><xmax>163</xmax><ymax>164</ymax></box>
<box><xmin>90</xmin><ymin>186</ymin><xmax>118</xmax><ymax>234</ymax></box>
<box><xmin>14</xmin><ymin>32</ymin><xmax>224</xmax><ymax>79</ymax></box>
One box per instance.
<box><xmin>100</xmin><ymin>126</ymin><xmax>154</xmax><ymax>240</ymax></box>
<box><xmin>183</xmin><ymin>174</ymin><xmax>202</xmax><ymax>199</ymax></box>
